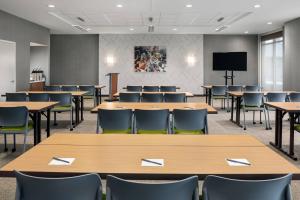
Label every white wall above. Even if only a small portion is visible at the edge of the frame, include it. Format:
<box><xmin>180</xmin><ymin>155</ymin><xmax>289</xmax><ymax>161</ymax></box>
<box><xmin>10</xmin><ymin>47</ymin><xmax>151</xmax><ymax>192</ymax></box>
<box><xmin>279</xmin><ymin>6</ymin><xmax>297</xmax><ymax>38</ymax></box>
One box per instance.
<box><xmin>30</xmin><ymin>46</ymin><xmax>50</xmax><ymax>84</ymax></box>
<box><xmin>99</xmin><ymin>34</ymin><xmax>204</xmax><ymax>94</ymax></box>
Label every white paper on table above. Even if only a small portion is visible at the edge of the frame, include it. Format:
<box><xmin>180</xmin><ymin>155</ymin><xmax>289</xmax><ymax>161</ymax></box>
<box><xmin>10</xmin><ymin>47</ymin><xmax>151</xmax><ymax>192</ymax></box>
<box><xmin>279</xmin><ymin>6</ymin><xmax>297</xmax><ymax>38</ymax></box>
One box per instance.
<box><xmin>226</xmin><ymin>158</ymin><xmax>250</xmax><ymax>167</ymax></box>
<box><xmin>141</xmin><ymin>159</ymin><xmax>164</xmax><ymax>167</ymax></box>
<box><xmin>48</xmin><ymin>158</ymin><xmax>75</xmax><ymax>166</ymax></box>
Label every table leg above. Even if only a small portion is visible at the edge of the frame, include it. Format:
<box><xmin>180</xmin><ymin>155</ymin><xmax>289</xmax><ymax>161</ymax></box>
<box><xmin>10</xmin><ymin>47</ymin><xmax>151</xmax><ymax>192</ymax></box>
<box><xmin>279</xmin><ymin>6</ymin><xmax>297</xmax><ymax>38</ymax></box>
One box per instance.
<box><xmin>80</xmin><ymin>96</ymin><xmax>84</xmax><ymax>121</ymax></box>
<box><xmin>230</xmin><ymin>96</ymin><xmax>234</xmax><ymax>121</ymax></box>
<box><xmin>290</xmin><ymin>113</ymin><xmax>295</xmax><ymax>157</ymax></box>
<box><xmin>46</xmin><ymin>109</ymin><xmax>51</xmax><ymax>137</ymax></box>
<box><xmin>95</xmin><ymin>88</ymin><xmax>99</xmax><ymax>105</ymax></box>
<box><xmin>278</xmin><ymin>110</ymin><xmax>283</xmax><ymax>149</ymax></box>
<box><xmin>208</xmin><ymin>89</ymin><xmax>212</xmax><ymax>105</ymax></box>
<box><xmin>74</xmin><ymin>96</ymin><xmax>80</xmax><ymax>125</ymax></box>
<box><xmin>99</xmin><ymin>88</ymin><xmax>102</xmax><ymax>104</ymax></box>
<box><xmin>33</xmin><ymin>112</ymin><xmax>41</xmax><ymax>145</ymax></box>
<box><xmin>205</xmin><ymin>88</ymin><xmax>208</xmax><ymax>103</ymax></box>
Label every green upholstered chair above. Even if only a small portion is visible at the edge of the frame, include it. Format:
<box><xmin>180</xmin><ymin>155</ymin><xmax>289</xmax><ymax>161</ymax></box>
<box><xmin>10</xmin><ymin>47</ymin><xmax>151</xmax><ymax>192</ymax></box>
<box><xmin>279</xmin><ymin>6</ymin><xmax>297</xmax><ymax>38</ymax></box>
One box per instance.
<box><xmin>211</xmin><ymin>86</ymin><xmax>227</xmax><ymax>109</ymax></box>
<box><xmin>49</xmin><ymin>93</ymin><xmax>73</xmax><ymax>131</ymax></box>
<box><xmin>160</xmin><ymin>86</ymin><xmax>177</xmax><ymax>92</ymax></box>
<box><xmin>164</xmin><ymin>93</ymin><xmax>186</xmax><ymax>102</ymax></box>
<box><xmin>28</xmin><ymin>93</ymin><xmax>49</xmax><ymax>102</ymax></box>
<box><xmin>119</xmin><ymin>93</ymin><xmax>140</xmax><ymax>102</ymax></box>
<box><xmin>141</xmin><ymin>93</ymin><xmax>164</xmax><ymax>102</ymax></box>
<box><xmin>97</xmin><ymin>109</ymin><xmax>133</xmax><ymax>134</ymax></box>
<box><xmin>0</xmin><ymin>106</ymin><xmax>32</xmax><ymax>152</ymax></box>
<box><xmin>226</xmin><ymin>85</ymin><xmax>243</xmax><ymax>112</ymax></box>
<box><xmin>79</xmin><ymin>85</ymin><xmax>97</xmax><ymax>107</ymax></box>
<box><xmin>244</xmin><ymin>85</ymin><xmax>260</xmax><ymax>92</ymax></box>
<box><xmin>126</xmin><ymin>86</ymin><xmax>142</xmax><ymax>92</ymax></box>
<box><xmin>172</xmin><ymin>109</ymin><xmax>208</xmax><ymax>134</ymax></box>
<box><xmin>61</xmin><ymin>85</ymin><xmax>78</xmax><ymax>91</ymax></box>
<box><xmin>143</xmin><ymin>86</ymin><xmax>160</xmax><ymax>92</ymax></box>
<box><xmin>44</xmin><ymin>86</ymin><xmax>61</xmax><ymax>91</ymax></box>
<box><xmin>6</xmin><ymin>93</ymin><xmax>27</xmax><ymax>102</ymax></box>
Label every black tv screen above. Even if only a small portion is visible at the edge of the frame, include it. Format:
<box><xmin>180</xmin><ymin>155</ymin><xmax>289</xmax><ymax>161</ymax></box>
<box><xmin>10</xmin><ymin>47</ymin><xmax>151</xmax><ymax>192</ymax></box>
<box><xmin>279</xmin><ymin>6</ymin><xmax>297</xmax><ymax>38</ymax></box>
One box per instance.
<box><xmin>213</xmin><ymin>52</ymin><xmax>247</xmax><ymax>71</ymax></box>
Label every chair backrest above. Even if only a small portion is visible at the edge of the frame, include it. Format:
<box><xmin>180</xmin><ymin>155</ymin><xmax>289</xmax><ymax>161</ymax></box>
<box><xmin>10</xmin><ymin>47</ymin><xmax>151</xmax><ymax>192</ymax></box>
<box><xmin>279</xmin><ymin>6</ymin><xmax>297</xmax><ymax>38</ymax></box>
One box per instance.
<box><xmin>119</xmin><ymin>93</ymin><xmax>140</xmax><ymax>102</ymax></box>
<box><xmin>0</xmin><ymin>107</ymin><xmax>28</xmax><ymax>127</ymax></box>
<box><xmin>61</xmin><ymin>85</ymin><xmax>78</xmax><ymax>91</ymax></box>
<box><xmin>6</xmin><ymin>93</ymin><xmax>27</xmax><ymax>102</ymax></box>
<box><xmin>143</xmin><ymin>86</ymin><xmax>160</xmax><ymax>92</ymax></box>
<box><xmin>173</xmin><ymin>109</ymin><xmax>208</xmax><ymax>133</ymax></box>
<box><xmin>202</xmin><ymin>174</ymin><xmax>292</xmax><ymax>200</ymax></box>
<box><xmin>98</xmin><ymin>109</ymin><xmax>132</xmax><ymax>132</ymax></box>
<box><xmin>141</xmin><ymin>93</ymin><xmax>164</xmax><ymax>102</ymax></box>
<box><xmin>211</xmin><ymin>86</ymin><xmax>226</xmax><ymax>96</ymax></box>
<box><xmin>242</xmin><ymin>92</ymin><xmax>264</xmax><ymax>107</ymax></box>
<box><xmin>135</xmin><ymin>109</ymin><xmax>169</xmax><ymax>132</ymax></box>
<box><xmin>266</xmin><ymin>93</ymin><xmax>287</xmax><ymax>102</ymax></box>
<box><xmin>79</xmin><ymin>85</ymin><xmax>96</xmax><ymax>96</ymax></box>
<box><xmin>28</xmin><ymin>93</ymin><xmax>49</xmax><ymax>102</ymax></box>
<box><xmin>15</xmin><ymin>171</ymin><xmax>102</xmax><ymax>200</ymax></box>
<box><xmin>244</xmin><ymin>85</ymin><xmax>260</xmax><ymax>92</ymax></box>
<box><xmin>289</xmin><ymin>92</ymin><xmax>300</xmax><ymax>102</ymax></box>
<box><xmin>164</xmin><ymin>93</ymin><xmax>186</xmax><ymax>102</ymax></box>
<box><xmin>49</xmin><ymin>93</ymin><xmax>72</xmax><ymax>106</ymax></box>
<box><xmin>44</xmin><ymin>86</ymin><xmax>61</xmax><ymax>91</ymax></box>
<box><xmin>127</xmin><ymin>86</ymin><xmax>142</xmax><ymax>92</ymax></box>
<box><xmin>106</xmin><ymin>175</ymin><xmax>199</xmax><ymax>200</ymax></box>
<box><xmin>227</xmin><ymin>85</ymin><xmax>243</xmax><ymax>92</ymax></box>
<box><xmin>160</xmin><ymin>86</ymin><xmax>176</xmax><ymax>92</ymax></box>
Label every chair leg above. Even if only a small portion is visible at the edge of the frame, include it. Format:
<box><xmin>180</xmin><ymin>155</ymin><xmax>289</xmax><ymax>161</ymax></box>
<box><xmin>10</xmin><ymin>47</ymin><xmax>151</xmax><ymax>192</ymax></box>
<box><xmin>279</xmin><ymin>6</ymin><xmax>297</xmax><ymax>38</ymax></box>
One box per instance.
<box><xmin>253</xmin><ymin>111</ymin><xmax>256</xmax><ymax>124</ymax></box>
<box><xmin>53</xmin><ymin>112</ymin><xmax>57</xmax><ymax>126</ymax></box>
<box><xmin>243</xmin><ymin>109</ymin><xmax>246</xmax><ymax>130</ymax></box>
<box><xmin>12</xmin><ymin>134</ymin><xmax>16</xmax><ymax>152</ymax></box>
<box><xmin>23</xmin><ymin>134</ymin><xmax>27</xmax><ymax>152</ymax></box>
<box><xmin>267</xmin><ymin>109</ymin><xmax>271</xmax><ymax>130</ymax></box>
<box><xmin>259</xmin><ymin>110</ymin><xmax>262</xmax><ymax>124</ymax></box>
<box><xmin>4</xmin><ymin>134</ymin><xmax>8</xmax><ymax>152</ymax></box>
<box><xmin>70</xmin><ymin>109</ymin><xmax>73</xmax><ymax>131</ymax></box>
<box><xmin>263</xmin><ymin>109</ymin><xmax>268</xmax><ymax>130</ymax></box>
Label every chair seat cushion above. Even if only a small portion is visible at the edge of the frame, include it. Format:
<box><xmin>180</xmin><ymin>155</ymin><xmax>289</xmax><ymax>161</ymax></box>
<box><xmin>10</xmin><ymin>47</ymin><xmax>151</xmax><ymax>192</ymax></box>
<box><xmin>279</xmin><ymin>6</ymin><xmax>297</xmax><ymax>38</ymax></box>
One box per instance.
<box><xmin>83</xmin><ymin>95</ymin><xmax>95</xmax><ymax>99</ymax></box>
<box><xmin>137</xmin><ymin>130</ymin><xmax>167</xmax><ymax>134</ymax></box>
<box><xmin>295</xmin><ymin>125</ymin><xmax>300</xmax><ymax>132</ymax></box>
<box><xmin>212</xmin><ymin>95</ymin><xmax>226</xmax><ymax>99</ymax></box>
<box><xmin>174</xmin><ymin>129</ymin><xmax>204</xmax><ymax>135</ymax></box>
<box><xmin>103</xmin><ymin>129</ymin><xmax>131</xmax><ymax>134</ymax></box>
<box><xmin>0</xmin><ymin>121</ymin><xmax>33</xmax><ymax>132</ymax></box>
<box><xmin>52</xmin><ymin>105</ymin><xmax>72</xmax><ymax>112</ymax></box>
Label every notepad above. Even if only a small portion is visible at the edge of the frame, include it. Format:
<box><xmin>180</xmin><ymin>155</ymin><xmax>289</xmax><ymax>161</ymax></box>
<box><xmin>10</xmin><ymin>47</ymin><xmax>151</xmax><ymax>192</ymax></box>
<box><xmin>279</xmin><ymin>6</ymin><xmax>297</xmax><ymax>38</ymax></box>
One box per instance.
<box><xmin>48</xmin><ymin>158</ymin><xmax>75</xmax><ymax>166</ymax></box>
<box><xmin>141</xmin><ymin>159</ymin><xmax>164</xmax><ymax>167</ymax></box>
<box><xmin>226</xmin><ymin>158</ymin><xmax>251</xmax><ymax>167</ymax></box>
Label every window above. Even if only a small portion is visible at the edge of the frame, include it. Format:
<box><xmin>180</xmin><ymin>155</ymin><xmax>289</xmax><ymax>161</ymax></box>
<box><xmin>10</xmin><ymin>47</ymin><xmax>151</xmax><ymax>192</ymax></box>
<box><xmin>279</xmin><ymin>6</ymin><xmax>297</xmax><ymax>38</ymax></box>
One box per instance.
<box><xmin>261</xmin><ymin>36</ymin><xmax>283</xmax><ymax>90</ymax></box>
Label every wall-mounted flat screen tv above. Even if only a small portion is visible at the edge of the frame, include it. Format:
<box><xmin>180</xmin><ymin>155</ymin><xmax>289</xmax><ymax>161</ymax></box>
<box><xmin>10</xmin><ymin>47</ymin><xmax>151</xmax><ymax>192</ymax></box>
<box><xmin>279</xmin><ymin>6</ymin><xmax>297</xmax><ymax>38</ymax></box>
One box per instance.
<box><xmin>213</xmin><ymin>52</ymin><xmax>247</xmax><ymax>71</ymax></box>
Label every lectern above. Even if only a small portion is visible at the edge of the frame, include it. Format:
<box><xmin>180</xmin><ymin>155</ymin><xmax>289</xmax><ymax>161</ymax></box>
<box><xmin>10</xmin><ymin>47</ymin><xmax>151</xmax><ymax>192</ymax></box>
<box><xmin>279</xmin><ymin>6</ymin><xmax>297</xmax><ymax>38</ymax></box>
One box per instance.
<box><xmin>106</xmin><ymin>73</ymin><xmax>119</xmax><ymax>101</ymax></box>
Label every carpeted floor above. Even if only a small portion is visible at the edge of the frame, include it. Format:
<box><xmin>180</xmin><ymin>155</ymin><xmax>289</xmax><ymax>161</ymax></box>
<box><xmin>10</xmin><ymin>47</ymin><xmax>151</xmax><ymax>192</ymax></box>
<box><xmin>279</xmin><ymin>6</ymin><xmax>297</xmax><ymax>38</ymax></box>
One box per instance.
<box><xmin>1</xmin><ymin>97</ymin><xmax>300</xmax><ymax>199</ymax></box>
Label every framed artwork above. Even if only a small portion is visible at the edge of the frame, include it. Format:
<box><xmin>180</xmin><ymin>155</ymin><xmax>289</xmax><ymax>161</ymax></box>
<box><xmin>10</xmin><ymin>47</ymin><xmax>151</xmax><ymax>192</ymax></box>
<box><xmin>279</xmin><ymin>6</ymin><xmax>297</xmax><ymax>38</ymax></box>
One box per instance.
<box><xmin>134</xmin><ymin>46</ymin><xmax>167</xmax><ymax>72</ymax></box>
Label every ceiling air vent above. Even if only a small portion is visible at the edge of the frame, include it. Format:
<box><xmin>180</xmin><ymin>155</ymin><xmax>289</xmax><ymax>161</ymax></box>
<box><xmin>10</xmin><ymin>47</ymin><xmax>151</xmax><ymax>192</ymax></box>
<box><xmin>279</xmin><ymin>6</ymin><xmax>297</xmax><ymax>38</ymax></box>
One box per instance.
<box><xmin>217</xmin><ymin>17</ymin><xmax>224</xmax><ymax>22</ymax></box>
<box><xmin>215</xmin><ymin>25</ymin><xmax>228</xmax><ymax>32</ymax></box>
<box><xmin>72</xmin><ymin>25</ymin><xmax>89</xmax><ymax>32</ymax></box>
<box><xmin>77</xmin><ymin>17</ymin><xmax>85</xmax><ymax>22</ymax></box>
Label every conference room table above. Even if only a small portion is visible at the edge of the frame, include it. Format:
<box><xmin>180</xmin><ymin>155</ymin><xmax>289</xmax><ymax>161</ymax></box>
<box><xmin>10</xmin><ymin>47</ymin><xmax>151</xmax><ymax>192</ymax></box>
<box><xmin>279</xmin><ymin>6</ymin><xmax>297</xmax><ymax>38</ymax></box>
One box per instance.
<box><xmin>265</xmin><ymin>102</ymin><xmax>300</xmax><ymax>161</ymax></box>
<box><xmin>228</xmin><ymin>91</ymin><xmax>295</xmax><ymax>128</ymax></box>
<box><xmin>1</xmin><ymin>133</ymin><xmax>300</xmax><ymax>179</ymax></box>
<box><xmin>0</xmin><ymin>102</ymin><xmax>58</xmax><ymax>145</ymax></box>
<box><xmin>21</xmin><ymin>91</ymin><xmax>88</xmax><ymax>126</ymax></box>
<box><xmin>91</xmin><ymin>102</ymin><xmax>217</xmax><ymax>114</ymax></box>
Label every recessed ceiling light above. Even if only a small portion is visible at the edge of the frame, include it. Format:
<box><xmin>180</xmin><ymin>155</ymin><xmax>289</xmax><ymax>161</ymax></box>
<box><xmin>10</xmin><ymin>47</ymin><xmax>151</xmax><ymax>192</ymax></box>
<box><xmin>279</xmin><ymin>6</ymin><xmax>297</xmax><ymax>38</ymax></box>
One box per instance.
<box><xmin>48</xmin><ymin>4</ymin><xmax>55</xmax><ymax>8</ymax></box>
<box><xmin>172</xmin><ymin>28</ymin><xmax>178</xmax><ymax>31</ymax></box>
<box><xmin>244</xmin><ymin>31</ymin><xmax>249</xmax><ymax>34</ymax></box>
<box><xmin>254</xmin><ymin>4</ymin><xmax>261</xmax><ymax>8</ymax></box>
<box><xmin>129</xmin><ymin>28</ymin><xmax>134</xmax><ymax>31</ymax></box>
<box><xmin>186</xmin><ymin>4</ymin><xmax>192</xmax><ymax>8</ymax></box>
<box><xmin>267</xmin><ymin>22</ymin><xmax>273</xmax><ymax>25</ymax></box>
<box><xmin>116</xmin><ymin>4</ymin><xmax>123</xmax><ymax>8</ymax></box>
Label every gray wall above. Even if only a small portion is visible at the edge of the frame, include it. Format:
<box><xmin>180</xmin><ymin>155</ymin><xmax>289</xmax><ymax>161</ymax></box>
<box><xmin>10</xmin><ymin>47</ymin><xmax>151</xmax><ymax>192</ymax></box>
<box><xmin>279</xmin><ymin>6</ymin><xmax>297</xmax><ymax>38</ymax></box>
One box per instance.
<box><xmin>30</xmin><ymin>46</ymin><xmax>49</xmax><ymax>84</ymax></box>
<box><xmin>203</xmin><ymin>35</ymin><xmax>258</xmax><ymax>85</ymax></box>
<box><xmin>50</xmin><ymin>35</ymin><xmax>99</xmax><ymax>85</ymax></box>
<box><xmin>99</xmin><ymin>34</ymin><xmax>204</xmax><ymax>94</ymax></box>
<box><xmin>284</xmin><ymin>18</ymin><xmax>300</xmax><ymax>91</ymax></box>
<box><xmin>0</xmin><ymin>10</ymin><xmax>50</xmax><ymax>90</ymax></box>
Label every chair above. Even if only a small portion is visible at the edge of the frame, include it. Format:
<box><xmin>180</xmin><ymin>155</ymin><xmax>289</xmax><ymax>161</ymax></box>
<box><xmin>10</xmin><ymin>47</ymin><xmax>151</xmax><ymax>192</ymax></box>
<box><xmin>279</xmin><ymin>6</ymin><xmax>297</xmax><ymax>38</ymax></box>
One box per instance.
<box><xmin>106</xmin><ymin>175</ymin><xmax>199</xmax><ymax>200</ymax></box>
<box><xmin>143</xmin><ymin>86</ymin><xmax>160</xmax><ymax>92</ymax></box>
<box><xmin>226</xmin><ymin>85</ymin><xmax>243</xmax><ymax>112</ymax></box>
<box><xmin>0</xmin><ymin>107</ymin><xmax>32</xmax><ymax>152</ymax></box>
<box><xmin>6</xmin><ymin>93</ymin><xmax>27</xmax><ymax>102</ymax></box>
<box><xmin>61</xmin><ymin>85</ymin><xmax>78</xmax><ymax>91</ymax></box>
<box><xmin>28</xmin><ymin>93</ymin><xmax>49</xmax><ymax>102</ymax></box>
<box><xmin>173</xmin><ymin>109</ymin><xmax>208</xmax><ymax>134</ymax></box>
<box><xmin>164</xmin><ymin>93</ymin><xmax>186</xmax><ymax>102</ymax></box>
<box><xmin>241</xmin><ymin>92</ymin><xmax>267</xmax><ymax>130</ymax></box>
<box><xmin>202</xmin><ymin>174</ymin><xmax>292</xmax><ymax>200</ymax></box>
<box><xmin>265</xmin><ymin>93</ymin><xmax>287</xmax><ymax>129</ymax></box>
<box><xmin>79</xmin><ymin>85</ymin><xmax>96</xmax><ymax>107</ymax></box>
<box><xmin>160</xmin><ymin>86</ymin><xmax>177</xmax><ymax>92</ymax></box>
<box><xmin>141</xmin><ymin>93</ymin><xmax>164</xmax><ymax>102</ymax></box>
<box><xmin>289</xmin><ymin>92</ymin><xmax>300</xmax><ymax>102</ymax></box>
<box><xmin>15</xmin><ymin>171</ymin><xmax>102</xmax><ymax>200</ymax></box>
<box><xmin>97</xmin><ymin>109</ymin><xmax>133</xmax><ymax>134</ymax></box>
<box><xmin>119</xmin><ymin>92</ymin><xmax>140</xmax><ymax>102</ymax></box>
<box><xmin>49</xmin><ymin>93</ymin><xmax>73</xmax><ymax>131</ymax></box>
<box><xmin>211</xmin><ymin>86</ymin><xmax>227</xmax><ymax>109</ymax></box>
<box><xmin>244</xmin><ymin>85</ymin><xmax>260</xmax><ymax>92</ymax></box>
<box><xmin>135</xmin><ymin>109</ymin><xmax>169</xmax><ymax>134</ymax></box>
<box><xmin>127</xmin><ymin>86</ymin><xmax>142</xmax><ymax>92</ymax></box>
<box><xmin>44</xmin><ymin>86</ymin><xmax>61</xmax><ymax>91</ymax></box>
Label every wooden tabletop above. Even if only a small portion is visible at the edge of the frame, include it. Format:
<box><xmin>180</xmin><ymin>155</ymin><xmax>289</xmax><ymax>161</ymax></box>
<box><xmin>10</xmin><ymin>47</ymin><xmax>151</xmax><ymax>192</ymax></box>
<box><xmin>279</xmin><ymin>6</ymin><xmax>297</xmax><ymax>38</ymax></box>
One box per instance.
<box><xmin>91</xmin><ymin>102</ymin><xmax>217</xmax><ymax>114</ymax></box>
<box><xmin>265</xmin><ymin>102</ymin><xmax>300</xmax><ymax>112</ymax></box>
<box><xmin>228</xmin><ymin>91</ymin><xmax>295</xmax><ymax>97</ymax></box>
<box><xmin>123</xmin><ymin>86</ymin><xmax>180</xmax><ymax>89</ymax></box>
<box><xmin>1</xmin><ymin>143</ymin><xmax>299</xmax><ymax>179</ymax></box>
<box><xmin>0</xmin><ymin>102</ymin><xmax>58</xmax><ymax>112</ymax></box>
<box><xmin>20</xmin><ymin>91</ymin><xmax>88</xmax><ymax>96</ymax></box>
<box><xmin>40</xmin><ymin>134</ymin><xmax>264</xmax><ymax>147</ymax></box>
<box><xmin>114</xmin><ymin>92</ymin><xmax>194</xmax><ymax>97</ymax></box>
<box><xmin>201</xmin><ymin>85</ymin><xmax>213</xmax><ymax>89</ymax></box>
<box><xmin>95</xmin><ymin>85</ymin><xmax>106</xmax><ymax>89</ymax></box>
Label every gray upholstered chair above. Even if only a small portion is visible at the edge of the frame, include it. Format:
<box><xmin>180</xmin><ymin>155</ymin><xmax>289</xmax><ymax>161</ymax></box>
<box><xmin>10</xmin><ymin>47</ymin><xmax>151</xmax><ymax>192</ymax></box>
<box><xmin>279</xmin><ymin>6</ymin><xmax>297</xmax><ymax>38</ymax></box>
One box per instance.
<box><xmin>141</xmin><ymin>93</ymin><xmax>164</xmax><ymax>102</ymax></box>
<box><xmin>265</xmin><ymin>92</ymin><xmax>287</xmax><ymax>129</ymax></box>
<box><xmin>211</xmin><ymin>86</ymin><xmax>227</xmax><ymax>109</ymax></box>
<box><xmin>160</xmin><ymin>86</ymin><xmax>177</xmax><ymax>92</ymax></box>
<box><xmin>44</xmin><ymin>86</ymin><xmax>61</xmax><ymax>91</ymax></box>
<box><xmin>164</xmin><ymin>93</ymin><xmax>186</xmax><ymax>102</ymax></box>
<box><xmin>226</xmin><ymin>85</ymin><xmax>243</xmax><ymax>112</ymax></box>
<box><xmin>15</xmin><ymin>171</ymin><xmax>102</xmax><ymax>200</ymax></box>
<box><xmin>143</xmin><ymin>86</ymin><xmax>160</xmax><ymax>92</ymax></box>
<box><xmin>106</xmin><ymin>175</ymin><xmax>199</xmax><ymax>200</ymax></box>
<box><xmin>202</xmin><ymin>174</ymin><xmax>292</xmax><ymax>200</ymax></box>
<box><xmin>28</xmin><ymin>93</ymin><xmax>49</xmax><ymax>102</ymax></box>
<box><xmin>79</xmin><ymin>85</ymin><xmax>97</xmax><ymax>107</ymax></box>
<box><xmin>126</xmin><ymin>86</ymin><xmax>142</xmax><ymax>92</ymax></box>
<box><xmin>244</xmin><ymin>85</ymin><xmax>260</xmax><ymax>92</ymax></box>
<box><xmin>61</xmin><ymin>85</ymin><xmax>78</xmax><ymax>91</ymax></box>
<box><xmin>119</xmin><ymin>93</ymin><xmax>140</xmax><ymax>102</ymax></box>
<box><xmin>6</xmin><ymin>93</ymin><xmax>27</xmax><ymax>102</ymax></box>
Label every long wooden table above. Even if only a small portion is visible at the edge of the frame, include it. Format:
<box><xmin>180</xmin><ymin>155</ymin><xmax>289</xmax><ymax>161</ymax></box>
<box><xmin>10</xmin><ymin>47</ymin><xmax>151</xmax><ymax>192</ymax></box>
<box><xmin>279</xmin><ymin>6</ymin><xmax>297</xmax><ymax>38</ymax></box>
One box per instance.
<box><xmin>0</xmin><ymin>102</ymin><xmax>58</xmax><ymax>145</ymax></box>
<box><xmin>1</xmin><ymin>134</ymin><xmax>299</xmax><ymax>179</ymax></box>
<box><xmin>91</xmin><ymin>102</ymin><xmax>217</xmax><ymax>114</ymax></box>
<box><xmin>265</xmin><ymin>102</ymin><xmax>300</xmax><ymax>161</ymax></box>
<box><xmin>114</xmin><ymin>92</ymin><xmax>194</xmax><ymax>97</ymax></box>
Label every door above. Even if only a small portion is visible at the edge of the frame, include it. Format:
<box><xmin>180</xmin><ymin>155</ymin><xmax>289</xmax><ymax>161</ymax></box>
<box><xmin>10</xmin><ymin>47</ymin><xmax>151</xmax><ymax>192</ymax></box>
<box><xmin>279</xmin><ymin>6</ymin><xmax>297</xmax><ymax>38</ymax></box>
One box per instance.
<box><xmin>0</xmin><ymin>40</ymin><xmax>16</xmax><ymax>101</ymax></box>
